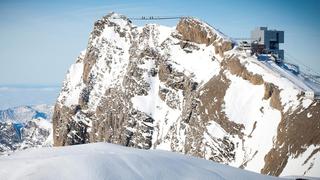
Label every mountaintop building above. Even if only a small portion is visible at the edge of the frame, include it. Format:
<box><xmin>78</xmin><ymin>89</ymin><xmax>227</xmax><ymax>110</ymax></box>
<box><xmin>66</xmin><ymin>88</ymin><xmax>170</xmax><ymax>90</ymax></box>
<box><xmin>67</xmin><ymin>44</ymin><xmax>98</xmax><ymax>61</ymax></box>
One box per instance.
<box><xmin>251</xmin><ymin>27</ymin><xmax>284</xmax><ymax>62</ymax></box>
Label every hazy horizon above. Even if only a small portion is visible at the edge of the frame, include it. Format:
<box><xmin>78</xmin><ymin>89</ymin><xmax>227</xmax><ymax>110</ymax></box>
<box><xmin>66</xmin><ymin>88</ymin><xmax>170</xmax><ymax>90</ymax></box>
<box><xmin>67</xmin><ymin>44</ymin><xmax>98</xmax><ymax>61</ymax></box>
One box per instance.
<box><xmin>0</xmin><ymin>85</ymin><xmax>60</xmax><ymax>109</ymax></box>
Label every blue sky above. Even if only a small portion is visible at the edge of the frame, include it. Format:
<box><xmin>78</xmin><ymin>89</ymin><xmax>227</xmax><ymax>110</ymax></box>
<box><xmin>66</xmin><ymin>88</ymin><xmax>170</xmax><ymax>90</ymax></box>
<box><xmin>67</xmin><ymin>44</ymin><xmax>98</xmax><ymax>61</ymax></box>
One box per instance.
<box><xmin>0</xmin><ymin>0</ymin><xmax>319</xmax><ymax>85</ymax></box>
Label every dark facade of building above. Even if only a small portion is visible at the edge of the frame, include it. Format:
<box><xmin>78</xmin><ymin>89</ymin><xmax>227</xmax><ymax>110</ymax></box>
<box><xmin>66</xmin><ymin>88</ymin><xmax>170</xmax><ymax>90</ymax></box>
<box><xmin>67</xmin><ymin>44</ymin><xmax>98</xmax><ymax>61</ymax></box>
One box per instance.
<box><xmin>251</xmin><ymin>27</ymin><xmax>284</xmax><ymax>61</ymax></box>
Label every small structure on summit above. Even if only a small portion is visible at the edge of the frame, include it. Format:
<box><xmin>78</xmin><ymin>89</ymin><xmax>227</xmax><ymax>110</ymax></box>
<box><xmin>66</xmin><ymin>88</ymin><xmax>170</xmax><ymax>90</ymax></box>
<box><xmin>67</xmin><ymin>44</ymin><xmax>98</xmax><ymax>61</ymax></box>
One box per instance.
<box><xmin>251</xmin><ymin>27</ymin><xmax>284</xmax><ymax>63</ymax></box>
<box><xmin>236</xmin><ymin>27</ymin><xmax>319</xmax><ymax>100</ymax></box>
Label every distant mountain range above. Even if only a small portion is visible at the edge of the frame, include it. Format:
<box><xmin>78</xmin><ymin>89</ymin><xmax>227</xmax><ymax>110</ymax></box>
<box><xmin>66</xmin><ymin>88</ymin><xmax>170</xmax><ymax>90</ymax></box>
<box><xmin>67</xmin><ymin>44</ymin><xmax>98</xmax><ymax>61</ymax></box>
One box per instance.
<box><xmin>0</xmin><ymin>105</ymin><xmax>53</xmax><ymax>154</ymax></box>
<box><xmin>0</xmin><ymin>104</ymin><xmax>53</xmax><ymax>123</ymax></box>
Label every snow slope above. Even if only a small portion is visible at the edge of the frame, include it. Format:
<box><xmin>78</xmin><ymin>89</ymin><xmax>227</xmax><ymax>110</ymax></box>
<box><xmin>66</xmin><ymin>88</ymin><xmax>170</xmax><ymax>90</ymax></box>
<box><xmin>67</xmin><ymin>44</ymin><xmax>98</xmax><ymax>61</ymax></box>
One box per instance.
<box><xmin>0</xmin><ymin>142</ymin><xmax>283</xmax><ymax>180</ymax></box>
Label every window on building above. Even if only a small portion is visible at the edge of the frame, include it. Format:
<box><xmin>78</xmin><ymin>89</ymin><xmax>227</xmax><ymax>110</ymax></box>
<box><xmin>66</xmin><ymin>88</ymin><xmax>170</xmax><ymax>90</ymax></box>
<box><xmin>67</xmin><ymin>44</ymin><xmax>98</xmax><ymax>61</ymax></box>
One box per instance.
<box><xmin>270</xmin><ymin>41</ymin><xmax>277</xmax><ymax>50</ymax></box>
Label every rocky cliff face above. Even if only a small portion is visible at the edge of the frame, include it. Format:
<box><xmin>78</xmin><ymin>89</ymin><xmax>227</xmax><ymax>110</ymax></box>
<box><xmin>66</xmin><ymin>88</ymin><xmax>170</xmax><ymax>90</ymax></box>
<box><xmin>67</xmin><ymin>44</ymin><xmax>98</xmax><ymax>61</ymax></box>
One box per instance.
<box><xmin>53</xmin><ymin>13</ymin><xmax>320</xmax><ymax>177</ymax></box>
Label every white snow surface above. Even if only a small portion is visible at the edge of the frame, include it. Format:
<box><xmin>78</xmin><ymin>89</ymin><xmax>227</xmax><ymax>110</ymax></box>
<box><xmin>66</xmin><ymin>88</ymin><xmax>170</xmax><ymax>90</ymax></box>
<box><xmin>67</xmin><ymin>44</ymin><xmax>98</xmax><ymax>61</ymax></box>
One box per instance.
<box><xmin>168</xmin><ymin>42</ymin><xmax>221</xmax><ymax>84</ymax></box>
<box><xmin>0</xmin><ymin>142</ymin><xmax>283</xmax><ymax>180</ymax></box>
<box><xmin>238</xmin><ymin>55</ymin><xmax>313</xmax><ymax>113</ymax></box>
<box><xmin>224</xmin><ymin>72</ymin><xmax>282</xmax><ymax>172</ymax></box>
<box><xmin>57</xmin><ymin>51</ymin><xmax>85</xmax><ymax>107</ymax></box>
<box><xmin>281</xmin><ymin>145</ymin><xmax>320</xmax><ymax>177</ymax></box>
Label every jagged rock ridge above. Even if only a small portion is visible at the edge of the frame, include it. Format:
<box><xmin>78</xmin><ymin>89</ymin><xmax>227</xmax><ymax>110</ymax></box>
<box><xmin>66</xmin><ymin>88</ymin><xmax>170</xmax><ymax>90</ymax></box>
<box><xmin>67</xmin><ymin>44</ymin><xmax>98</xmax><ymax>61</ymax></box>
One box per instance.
<box><xmin>53</xmin><ymin>12</ymin><xmax>320</xmax><ymax>177</ymax></box>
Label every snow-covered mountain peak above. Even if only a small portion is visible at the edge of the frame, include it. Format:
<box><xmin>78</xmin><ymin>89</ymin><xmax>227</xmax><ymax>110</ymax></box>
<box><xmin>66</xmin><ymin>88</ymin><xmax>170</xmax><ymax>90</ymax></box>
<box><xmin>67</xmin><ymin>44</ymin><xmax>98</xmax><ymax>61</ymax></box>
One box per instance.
<box><xmin>53</xmin><ymin>13</ymin><xmax>320</xmax><ymax>177</ymax></box>
<box><xmin>91</xmin><ymin>12</ymin><xmax>132</xmax><ymax>39</ymax></box>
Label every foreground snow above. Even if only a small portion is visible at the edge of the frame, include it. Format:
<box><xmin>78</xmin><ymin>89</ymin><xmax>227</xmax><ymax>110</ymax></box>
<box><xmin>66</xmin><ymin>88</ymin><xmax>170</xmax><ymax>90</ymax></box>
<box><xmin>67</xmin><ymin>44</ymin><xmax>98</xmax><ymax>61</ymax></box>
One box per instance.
<box><xmin>0</xmin><ymin>143</ymin><xmax>283</xmax><ymax>180</ymax></box>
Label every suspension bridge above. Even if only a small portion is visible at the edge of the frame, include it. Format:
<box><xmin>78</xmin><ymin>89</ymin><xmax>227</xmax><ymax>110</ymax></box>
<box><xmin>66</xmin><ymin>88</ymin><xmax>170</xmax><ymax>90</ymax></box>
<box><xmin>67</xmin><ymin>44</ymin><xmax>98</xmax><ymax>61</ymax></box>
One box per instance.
<box><xmin>112</xmin><ymin>16</ymin><xmax>184</xmax><ymax>21</ymax></box>
<box><xmin>129</xmin><ymin>16</ymin><xmax>184</xmax><ymax>20</ymax></box>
